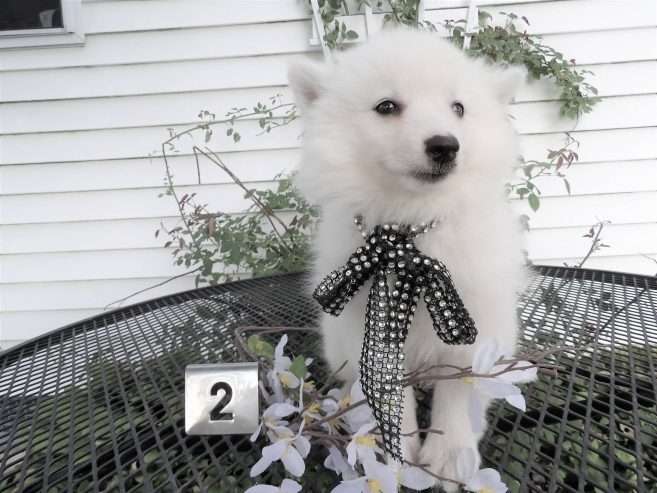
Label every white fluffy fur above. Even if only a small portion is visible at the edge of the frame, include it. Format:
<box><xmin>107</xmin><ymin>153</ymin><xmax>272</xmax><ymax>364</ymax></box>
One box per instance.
<box><xmin>289</xmin><ymin>29</ymin><xmax>527</xmax><ymax>489</ymax></box>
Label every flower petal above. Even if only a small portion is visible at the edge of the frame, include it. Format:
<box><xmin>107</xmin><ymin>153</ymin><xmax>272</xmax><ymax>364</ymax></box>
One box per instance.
<box><xmin>293</xmin><ymin>434</ymin><xmax>311</xmax><ymax>458</ymax></box>
<box><xmin>322</xmin><ymin>398</ymin><xmax>340</xmax><ymax>415</ymax></box>
<box><xmin>346</xmin><ymin>441</ymin><xmax>357</xmax><ymax>467</ymax></box>
<box><xmin>357</xmin><ymin>445</ymin><xmax>377</xmax><ymax>467</ymax></box>
<box><xmin>275</xmin><ymin>334</ymin><xmax>288</xmax><ymax>359</ymax></box>
<box><xmin>465</xmin><ymin>468</ymin><xmax>506</xmax><ymax>492</ymax></box>
<box><xmin>250</xmin><ymin>422</ymin><xmax>263</xmax><ymax>442</ymax></box>
<box><xmin>250</xmin><ymin>455</ymin><xmax>274</xmax><ymax>478</ymax></box>
<box><xmin>473</xmin><ymin>339</ymin><xmax>501</xmax><ymax>374</ymax></box>
<box><xmin>478</xmin><ymin>379</ymin><xmax>521</xmax><ymax>399</ymax></box>
<box><xmin>355</xmin><ymin>421</ymin><xmax>378</xmax><ymax>436</ymax></box>
<box><xmin>505</xmin><ymin>393</ymin><xmax>527</xmax><ymax>411</ymax></box>
<box><xmin>327</xmin><ymin>388</ymin><xmax>344</xmax><ymax>400</ymax></box>
<box><xmin>281</xmin><ymin>479</ymin><xmax>303</xmax><ymax>493</ymax></box>
<box><xmin>351</xmin><ymin>380</ymin><xmax>366</xmax><ymax>401</ymax></box>
<box><xmin>325</xmin><ymin>446</ymin><xmax>359</xmax><ymax>480</ymax></box>
<box><xmin>245</xmin><ymin>485</ymin><xmax>278</xmax><ymax>493</ymax></box>
<box><xmin>400</xmin><ymin>465</ymin><xmax>437</xmax><ymax>490</ymax></box>
<box><xmin>331</xmin><ymin>478</ymin><xmax>367</xmax><ymax>493</ymax></box>
<box><xmin>345</xmin><ymin>406</ymin><xmax>375</xmax><ymax>434</ymax></box>
<box><xmin>266</xmin><ymin>402</ymin><xmax>299</xmax><ymax>418</ymax></box>
<box><xmin>250</xmin><ymin>440</ymin><xmax>287</xmax><ymax>476</ymax></box>
<box><xmin>281</xmin><ymin>445</ymin><xmax>305</xmax><ymax>477</ymax></box>
<box><xmin>279</xmin><ymin>370</ymin><xmax>300</xmax><ymax>389</ymax></box>
<box><xmin>363</xmin><ymin>461</ymin><xmax>397</xmax><ymax>493</ymax></box>
<box><xmin>262</xmin><ymin>440</ymin><xmax>287</xmax><ymax>461</ymax></box>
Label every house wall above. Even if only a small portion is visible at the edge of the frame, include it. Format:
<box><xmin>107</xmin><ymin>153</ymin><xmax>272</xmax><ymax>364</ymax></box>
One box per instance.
<box><xmin>1</xmin><ymin>0</ymin><xmax>656</xmax><ymax>349</ymax></box>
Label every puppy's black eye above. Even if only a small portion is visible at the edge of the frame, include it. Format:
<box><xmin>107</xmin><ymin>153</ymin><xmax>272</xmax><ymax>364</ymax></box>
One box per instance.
<box><xmin>452</xmin><ymin>101</ymin><xmax>465</xmax><ymax>118</ymax></box>
<box><xmin>374</xmin><ymin>99</ymin><xmax>401</xmax><ymax>115</ymax></box>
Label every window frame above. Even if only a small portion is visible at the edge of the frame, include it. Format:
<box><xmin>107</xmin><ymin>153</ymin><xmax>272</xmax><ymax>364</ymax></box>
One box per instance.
<box><xmin>0</xmin><ymin>0</ymin><xmax>84</xmax><ymax>49</ymax></box>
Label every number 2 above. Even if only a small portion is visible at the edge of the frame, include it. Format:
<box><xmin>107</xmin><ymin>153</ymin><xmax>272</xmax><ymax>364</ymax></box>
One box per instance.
<box><xmin>209</xmin><ymin>382</ymin><xmax>233</xmax><ymax>421</ymax></box>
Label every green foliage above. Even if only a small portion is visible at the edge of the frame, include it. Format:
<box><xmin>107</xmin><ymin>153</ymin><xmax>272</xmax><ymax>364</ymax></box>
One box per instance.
<box><xmin>153</xmin><ymin>3</ymin><xmax>600</xmax><ymax>289</ymax></box>
<box><xmin>160</xmin><ymin>174</ymin><xmax>319</xmax><ymax>286</ymax></box>
<box><xmin>507</xmin><ymin>133</ymin><xmax>579</xmax><ymax>212</ymax></box>
<box><xmin>248</xmin><ymin>335</ymin><xmax>275</xmax><ymax>359</ymax></box>
<box><xmin>289</xmin><ymin>355</ymin><xmax>308</xmax><ymax>380</ymax></box>
<box><xmin>383</xmin><ymin>0</ymin><xmax>423</xmax><ymax>26</ymax></box>
<box><xmin>313</xmin><ymin>2</ymin><xmax>599</xmax><ymax>118</ymax></box>
<box><xmin>312</xmin><ymin>0</ymin><xmax>358</xmax><ymax>49</ymax></box>
<box><xmin>447</xmin><ymin>11</ymin><xmax>600</xmax><ymax>118</ymax></box>
<box><xmin>156</xmin><ymin>95</ymin><xmax>315</xmax><ymax>288</ymax></box>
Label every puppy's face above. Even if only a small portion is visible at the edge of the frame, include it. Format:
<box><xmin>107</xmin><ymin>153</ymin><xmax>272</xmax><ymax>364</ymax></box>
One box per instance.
<box><xmin>289</xmin><ymin>29</ymin><xmax>524</xmax><ymax>207</ymax></box>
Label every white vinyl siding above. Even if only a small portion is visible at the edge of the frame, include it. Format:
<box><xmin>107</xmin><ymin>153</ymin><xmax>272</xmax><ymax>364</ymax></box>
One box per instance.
<box><xmin>1</xmin><ymin>0</ymin><xmax>656</xmax><ymax>349</ymax></box>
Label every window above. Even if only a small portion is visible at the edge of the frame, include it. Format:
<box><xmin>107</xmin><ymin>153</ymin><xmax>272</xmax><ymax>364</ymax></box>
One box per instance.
<box><xmin>0</xmin><ymin>0</ymin><xmax>83</xmax><ymax>48</ymax></box>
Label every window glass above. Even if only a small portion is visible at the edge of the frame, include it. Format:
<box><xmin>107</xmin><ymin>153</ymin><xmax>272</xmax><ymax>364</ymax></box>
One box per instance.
<box><xmin>0</xmin><ymin>0</ymin><xmax>64</xmax><ymax>31</ymax></box>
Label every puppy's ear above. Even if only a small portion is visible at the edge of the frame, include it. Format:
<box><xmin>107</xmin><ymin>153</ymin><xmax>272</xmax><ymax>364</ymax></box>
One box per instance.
<box><xmin>288</xmin><ymin>58</ymin><xmax>329</xmax><ymax>111</ymax></box>
<box><xmin>492</xmin><ymin>65</ymin><xmax>527</xmax><ymax>104</ymax></box>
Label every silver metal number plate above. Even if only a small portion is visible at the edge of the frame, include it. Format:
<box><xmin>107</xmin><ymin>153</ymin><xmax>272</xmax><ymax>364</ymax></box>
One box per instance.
<box><xmin>185</xmin><ymin>362</ymin><xmax>259</xmax><ymax>435</ymax></box>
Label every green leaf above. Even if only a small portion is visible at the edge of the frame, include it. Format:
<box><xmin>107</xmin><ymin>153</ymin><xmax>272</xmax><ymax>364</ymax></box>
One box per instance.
<box><xmin>247</xmin><ymin>335</ymin><xmax>274</xmax><ymax>359</ymax></box>
<box><xmin>528</xmin><ymin>193</ymin><xmax>540</xmax><ymax>212</ymax></box>
<box><xmin>289</xmin><ymin>355</ymin><xmax>307</xmax><ymax>380</ymax></box>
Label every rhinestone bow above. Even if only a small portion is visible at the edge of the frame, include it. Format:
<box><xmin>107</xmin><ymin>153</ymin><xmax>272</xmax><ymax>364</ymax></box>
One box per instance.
<box><xmin>313</xmin><ymin>219</ymin><xmax>477</xmax><ymax>461</ymax></box>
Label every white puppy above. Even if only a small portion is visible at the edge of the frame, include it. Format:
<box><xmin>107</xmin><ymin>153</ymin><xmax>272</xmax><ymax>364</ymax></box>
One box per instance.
<box><xmin>289</xmin><ymin>29</ymin><xmax>526</xmax><ymax>489</ymax></box>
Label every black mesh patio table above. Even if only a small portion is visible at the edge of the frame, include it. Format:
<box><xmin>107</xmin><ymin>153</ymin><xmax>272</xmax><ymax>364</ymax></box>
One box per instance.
<box><xmin>0</xmin><ymin>266</ymin><xmax>656</xmax><ymax>493</ymax></box>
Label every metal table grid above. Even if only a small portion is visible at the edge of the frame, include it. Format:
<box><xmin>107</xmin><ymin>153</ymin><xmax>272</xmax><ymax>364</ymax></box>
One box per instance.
<box><xmin>0</xmin><ymin>266</ymin><xmax>655</xmax><ymax>492</ymax></box>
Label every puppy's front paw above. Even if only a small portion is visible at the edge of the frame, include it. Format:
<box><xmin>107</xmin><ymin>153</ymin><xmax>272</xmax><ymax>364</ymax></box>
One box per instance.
<box><xmin>418</xmin><ymin>433</ymin><xmax>480</xmax><ymax>492</ymax></box>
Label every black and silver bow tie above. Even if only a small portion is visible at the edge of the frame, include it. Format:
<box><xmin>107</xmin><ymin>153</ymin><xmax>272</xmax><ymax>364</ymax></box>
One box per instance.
<box><xmin>313</xmin><ymin>219</ymin><xmax>477</xmax><ymax>461</ymax></box>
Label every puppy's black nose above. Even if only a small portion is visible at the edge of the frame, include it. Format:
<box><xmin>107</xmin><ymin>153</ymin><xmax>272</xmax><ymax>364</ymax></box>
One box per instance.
<box><xmin>425</xmin><ymin>135</ymin><xmax>460</xmax><ymax>163</ymax></box>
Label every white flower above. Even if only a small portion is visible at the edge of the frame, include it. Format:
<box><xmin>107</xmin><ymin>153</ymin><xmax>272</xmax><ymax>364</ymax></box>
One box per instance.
<box><xmin>465</xmin><ymin>339</ymin><xmax>537</xmax><ymax>433</ymax></box>
<box><xmin>324</xmin><ymin>446</ymin><xmax>358</xmax><ymax>480</ymax></box>
<box><xmin>346</xmin><ymin>422</ymin><xmax>382</xmax><ymax>467</ymax></box>
<box><xmin>245</xmin><ymin>478</ymin><xmax>302</xmax><ymax>493</ymax></box>
<box><xmin>250</xmin><ymin>424</ymin><xmax>311</xmax><ymax>478</ymax></box>
<box><xmin>268</xmin><ymin>335</ymin><xmax>300</xmax><ymax>402</ymax></box>
<box><xmin>464</xmin><ymin>470</ymin><xmax>508</xmax><ymax>493</ymax></box>
<box><xmin>327</xmin><ymin>381</ymin><xmax>375</xmax><ymax>433</ymax></box>
<box><xmin>331</xmin><ymin>460</ymin><xmax>397</xmax><ymax>493</ymax></box>
<box><xmin>250</xmin><ymin>402</ymin><xmax>298</xmax><ymax>442</ymax></box>
<box><xmin>457</xmin><ymin>448</ymin><xmax>508</xmax><ymax>493</ymax></box>
<box><xmin>394</xmin><ymin>463</ymin><xmax>436</xmax><ymax>491</ymax></box>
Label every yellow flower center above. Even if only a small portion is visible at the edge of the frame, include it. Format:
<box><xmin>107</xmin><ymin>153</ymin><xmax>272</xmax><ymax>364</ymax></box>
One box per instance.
<box><xmin>355</xmin><ymin>435</ymin><xmax>376</xmax><ymax>448</ymax></box>
<box><xmin>280</xmin><ymin>373</ymin><xmax>296</xmax><ymax>387</ymax></box>
<box><xmin>306</xmin><ymin>403</ymin><xmax>321</xmax><ymax>416</ymax></box>
<box><xmin>368</xmin><ymin>479</ymin><xmax>383</xmax><ymax>493</ymax></box>
<box><xmin>479</xmin><ymin>488</ymin><xmax>495</xmax><ymax>493</ymax></box>
<box><xmin>304</xmin><ymin>380</ymin><xmax>316</xmax><ymax>392</ymax></box>
<box><xmin>339</xmin><ymin>397</ymin><xmax>351</xmax><ymax>409</ymax></box>
<box><xmin>463</xmin><ymin>376</ymin><xmax>475</xmax><ymax>384</ymax></box>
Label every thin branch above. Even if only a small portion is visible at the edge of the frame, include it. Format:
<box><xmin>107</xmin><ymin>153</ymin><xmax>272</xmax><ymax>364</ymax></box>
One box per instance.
<box><xmin>161</xmin><ymin>144</ymin><xmax>205</xmax><ymax>253</ymax></box>
<box><xmin>234</xmin><ymin>325</ymin><xmax>317</xmax><ymax>362</ymax></box>
<box><xmin>400</xmin><ymin>428</ymin><xmax>443</xmax><ymax>437</ymax></box>
<box><xmin>104</xmin><ymin>267</ymin><xmax>201</xmax><ymax>309</ymax></box>
<box><xmin>162</xmin><ymin>103</ymin><xmax>296</xmax><ymax>146</ymax></box>
<box><xmin>194</xmin><ymin>146</ymin><xmax>295</xmax><ymax>253</ymax></box>
<box><xmin>577</xmin><ymin>220</ymin><xmax>610</xmax><ymax>268</ymax></box>
<box><xmin>311</xmin><ymin>360</ymin><xmax>349</xmax><ymax>402</ymax></box>
<box><xmin>305</xmin><ymin>398</ymin><xmax>369</xmax><ymax>430</ymax></box>
<box><xmin>403</xmin><ymin>460</ymin><xmax>463</xmax><ymax>487</ymax></box>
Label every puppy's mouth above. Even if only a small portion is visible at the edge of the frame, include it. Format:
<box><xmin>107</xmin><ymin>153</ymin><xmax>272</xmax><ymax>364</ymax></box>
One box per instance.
<box><xmin>410</xmin><ymin>160</ymin><xmax>457</xmax><ymax>183</ymax></box>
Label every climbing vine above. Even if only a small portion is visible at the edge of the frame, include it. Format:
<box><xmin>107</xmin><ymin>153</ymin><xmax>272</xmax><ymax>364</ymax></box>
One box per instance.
<box><xmin>140</xmin><ymin>2</ymin><xmax>601</xmax><ymax>297</ymax></box>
